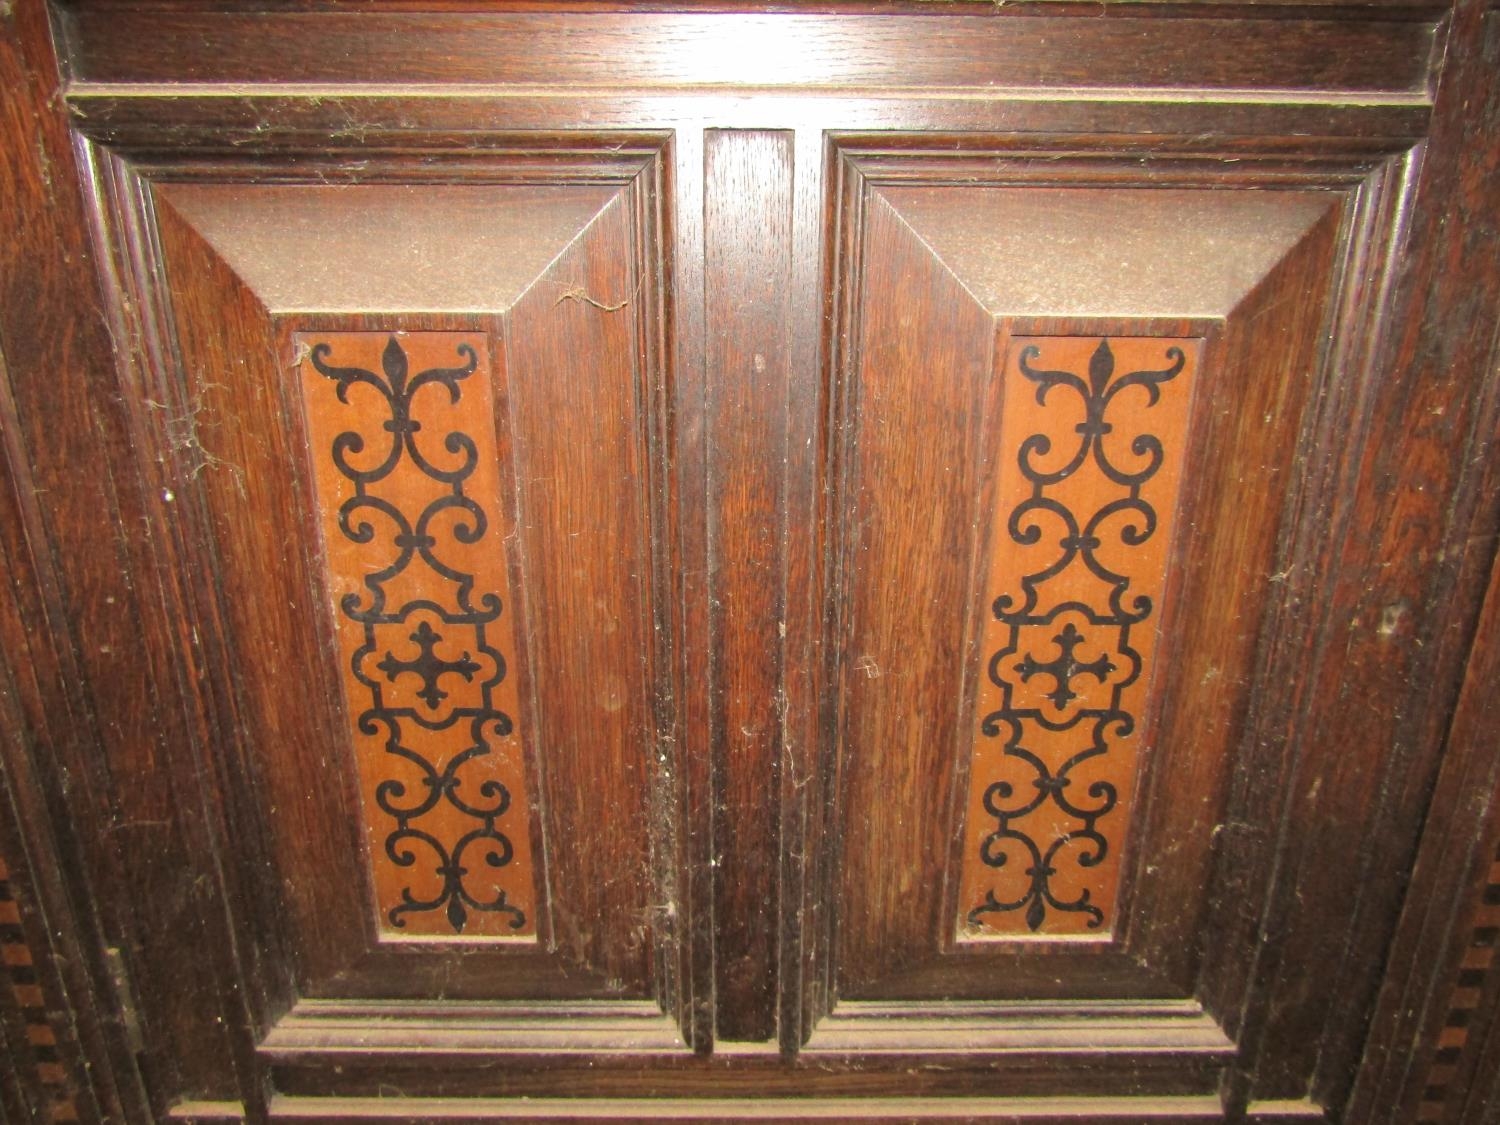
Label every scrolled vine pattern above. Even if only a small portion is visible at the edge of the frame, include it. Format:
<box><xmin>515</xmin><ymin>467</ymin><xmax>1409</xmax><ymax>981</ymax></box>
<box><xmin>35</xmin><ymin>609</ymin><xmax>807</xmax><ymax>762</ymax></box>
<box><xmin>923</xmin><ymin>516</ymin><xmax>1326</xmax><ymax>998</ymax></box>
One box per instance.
<box><xmin>966</xmin><ymin>337</ymin><xmax>1191</xmax><ymax>935</ymax></box>
<box><xmin>309</xmin><ymin>334</ymin><xmax>527</xmax><ymax>935</ymax></box>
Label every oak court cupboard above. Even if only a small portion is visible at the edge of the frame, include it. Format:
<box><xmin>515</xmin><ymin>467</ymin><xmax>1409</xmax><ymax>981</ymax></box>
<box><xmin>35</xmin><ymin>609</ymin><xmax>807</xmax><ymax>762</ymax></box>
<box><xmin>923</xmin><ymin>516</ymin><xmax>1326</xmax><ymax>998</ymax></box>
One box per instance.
<box><xmin>2</xmin><ymin>1</ymin><xmax>1500</xmax><ymax>1121</ymax></box>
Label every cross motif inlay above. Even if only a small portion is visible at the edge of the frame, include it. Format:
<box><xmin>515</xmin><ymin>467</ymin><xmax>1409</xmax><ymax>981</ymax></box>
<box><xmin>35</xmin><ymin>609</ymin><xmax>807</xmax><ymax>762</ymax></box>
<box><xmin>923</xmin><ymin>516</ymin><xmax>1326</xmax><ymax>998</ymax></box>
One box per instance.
<box><xmin>377</xmin><ymin>620</ymin><xmax>482</xmax><ymax>710</ymax></box>
<box><xmin>1014</xmin><ymin>622</ymin><xmax>1116</xmax><ymax>710</ymax></box>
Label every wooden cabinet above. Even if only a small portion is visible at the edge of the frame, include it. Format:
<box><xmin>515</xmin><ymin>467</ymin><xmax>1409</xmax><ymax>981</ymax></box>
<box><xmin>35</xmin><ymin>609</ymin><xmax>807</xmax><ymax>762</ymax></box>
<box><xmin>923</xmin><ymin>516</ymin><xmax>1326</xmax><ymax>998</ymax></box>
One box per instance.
<box><xmin>2</xmin><ymin>2</ymin><xmax>1499</xmax><ymax>1122</ymax></box>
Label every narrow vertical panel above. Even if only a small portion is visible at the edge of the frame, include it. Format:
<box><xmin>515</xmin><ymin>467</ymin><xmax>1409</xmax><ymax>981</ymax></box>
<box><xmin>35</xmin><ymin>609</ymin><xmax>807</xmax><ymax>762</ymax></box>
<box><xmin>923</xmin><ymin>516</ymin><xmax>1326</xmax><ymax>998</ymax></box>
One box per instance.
<box><xmin>299</xmin><ymin>331</ymin><xmax>537</xmax><ymax>941</ymax></box>
<box><xmin>669</xmin><ymin>125</ymin><xmax>715</xmax><ymax>1052</ymax></box>
<box><xmin>705</xmin><ymin>129</ymin><xmax>793</xmax><ymax>1041</ymax></box>
<box><xmin>780</xmin><ymin>125</ymin><xmax>836</xmax><ymax>1050</ymax></box>
<box><xmin>959</xmin><ymin>336</ymin><xmax>1199</xmax><ymax>939</ymax></box>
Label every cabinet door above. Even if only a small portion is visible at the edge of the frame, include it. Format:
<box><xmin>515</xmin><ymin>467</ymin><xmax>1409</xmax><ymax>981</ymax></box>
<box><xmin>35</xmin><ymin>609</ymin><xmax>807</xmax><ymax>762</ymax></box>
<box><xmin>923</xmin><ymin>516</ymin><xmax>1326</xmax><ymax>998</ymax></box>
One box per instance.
<box><xmin>804</xmin><ymin>146</ymin><xmax>1361</xmax><ymax>1087</ymax></box>
<box><xmin>9</xmin><ymin>3</ymin><xmax>1499</xmax><ymax>1123</ymax></box>
<box><xmin>78</xmin><ymin>138</ymin><xmax>701</xmax><ymax>1101</ymax></box>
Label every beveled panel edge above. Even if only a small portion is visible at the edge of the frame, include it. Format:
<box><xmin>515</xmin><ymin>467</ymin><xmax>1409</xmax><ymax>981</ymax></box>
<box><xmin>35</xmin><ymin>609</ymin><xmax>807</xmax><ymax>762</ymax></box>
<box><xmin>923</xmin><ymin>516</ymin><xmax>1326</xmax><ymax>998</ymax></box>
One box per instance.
<box><xmin>871</xmin><ymin>187</ymin><xmax>1337</xmax><ymax>319</ymax></box>
<box><xmin>1242</xmin><ymin>1101</ymin><xmax>1326</xmax><ymax>1123</ymax></box>
<box><xmin>155</xmin><ymin>185</ymin><xmax>622</xmax><ymax>314</ymax></box>
<box><xmin>167</xmin><ymin>1103</ymin><xmax>250</xmax><ymax>1124</ymax></box>
<box><xmin>803</xmin><ymin>998</ymin><xmax>1233</xmax><ymax>1057</ymax></box>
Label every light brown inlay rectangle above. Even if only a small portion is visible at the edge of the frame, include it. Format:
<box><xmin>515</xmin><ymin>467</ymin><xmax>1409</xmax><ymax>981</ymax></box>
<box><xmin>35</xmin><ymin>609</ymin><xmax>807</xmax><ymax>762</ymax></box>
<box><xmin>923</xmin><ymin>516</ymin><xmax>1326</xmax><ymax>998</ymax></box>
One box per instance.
<box><xmin>299</xmin><ymin>331</ymin><xmax>537</xmax><ymax>940</ymax></box>
<box><xmin>959</xmin><ymin>336</ymin><xmax>1198</xmax><ymax>939</ymax></box>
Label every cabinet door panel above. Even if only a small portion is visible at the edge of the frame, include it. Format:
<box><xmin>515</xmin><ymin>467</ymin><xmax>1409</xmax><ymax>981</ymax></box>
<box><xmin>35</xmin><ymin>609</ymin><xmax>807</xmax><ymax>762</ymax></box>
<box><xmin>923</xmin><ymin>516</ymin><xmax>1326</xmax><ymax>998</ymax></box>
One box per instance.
<box><xmin>94</xmin><ymin>151</ymin><xmax>686</xmax><ymax>1029</ymax></box>
<box><xmin>823</xmin><ymin>154</ymin><xmax>1360</xmax><ymax>1023</ymax></box>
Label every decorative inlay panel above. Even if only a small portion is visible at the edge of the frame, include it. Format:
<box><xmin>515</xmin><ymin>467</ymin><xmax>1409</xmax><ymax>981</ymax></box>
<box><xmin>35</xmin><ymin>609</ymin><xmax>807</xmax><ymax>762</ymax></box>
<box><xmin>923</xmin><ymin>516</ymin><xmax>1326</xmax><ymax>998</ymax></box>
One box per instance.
<box><xmin>959</xmin><ymin>336</ymin><xmax>1198</xmax><ymax>939</ymax></box>
<box><xmin>0</xmin><ymin>856</ymin><xmax>80</xmax><ymax>1122</ymax></box>
<box><xmin>1416</xmin><ymin>837</ymin><xmax>1500</xmax><ymax>1121</ymax></box>
<box><xmin>299</xmin><ymin>331</ymin><xmax>536</xmax><ymax>940</ymax></box>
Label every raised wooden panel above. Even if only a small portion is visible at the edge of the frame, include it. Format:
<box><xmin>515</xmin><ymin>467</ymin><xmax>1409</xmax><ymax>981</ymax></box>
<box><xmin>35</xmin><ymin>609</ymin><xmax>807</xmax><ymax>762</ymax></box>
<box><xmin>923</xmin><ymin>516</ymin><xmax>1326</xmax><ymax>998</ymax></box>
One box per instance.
<box><xmin>826</xmin><ymin>161</ymin><xmax>1350</xmax><ymax>1014</ymax></box>
<box><xmin>90</xmin><ymin>149</ymin><xmax>684</xmax><ymax>1029</ymax></box>
<box><xmin>298</xmin><ymin>331</ymin><xmax>536</xmax><ymax>940</ymax></box>
<box><xmin>960</xmin><ymin>335</ymin><xmax>1200</xmax><ymax>940</ymax></box>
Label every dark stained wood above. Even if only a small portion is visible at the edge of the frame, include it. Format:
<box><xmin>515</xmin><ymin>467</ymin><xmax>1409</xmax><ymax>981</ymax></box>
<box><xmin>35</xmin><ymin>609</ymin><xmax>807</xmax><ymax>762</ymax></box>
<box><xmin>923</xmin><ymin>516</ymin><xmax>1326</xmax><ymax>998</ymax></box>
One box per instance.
<box><xmin>1128</xmin><ymin>197</ymin><xmax>1345</xmax><ymax>995</ymax></box>
<box><xmin>1</xmin><ymin>1</ymin><xmax>256</xmax><ymax>1116</ymax></box>
<box><xmin>832</xmin><ymin>185</ymin><xmax>1000</xmax><ymax>994</ymax></box>
<box><xmin>68</xmin><ymin>96</ymin><xmax>1434</xmax><ymax>158</ymax></box>
<box><xmin>1346</xmin><ymin>134</ymin><xmax>1500</xmax><ymax>1120</ymax></box>
<box><xmin>0</xmin><ymin>332</ymin><xmax>125</xmax><ymax>1125</ymax></box>
<box><xmin>262</xmin><ymin>1003</ymin><xmax>1234</xmax><ymax>1101</ymax></box>
<box><xmin>263</xmin><ymin>1093</ymin><xmax>1230</xmax><ymax>1123</ymax></box>
<box><xmin>822</xmin><ymin>164</ymin><xmax>1350</xmax><ymax>1013</ymax></box>
<box><xmin>498</xmin><ymin>180</ymin><xmax>672</xmax><ymax>992</ymax></box>
<box><xmin>664</xmin><ymin>123</ymin><xmax>717</xmax><ymax>1059</ymax></box>
<box><xmin>703</xmin><ymin>129</ymin><xmax>795</xmax><ymax>1042</ymax></box>
<box><xmin>1208</xmin><ymin>0</ymin><xmax>1500</xmax><ymax>1111</ymax></box>
<box><xmin>142</xmin><ymin>179</ymin><xmax>366</xmax><ymax>1009</ymax></box>
<box><xmin>778</xmin><ymin>123</ymin><xmax>836</xmax><ymax>1054</ymax></box>
<box><xmin>56</xmin><ymin>8</ymin><xmax>1440</xmax><ymax>94</ymax></box>
<box><xmin>3</xmin><ymin>0</ymin><xmax>1499</xmax><ymax>1120</ymax></box>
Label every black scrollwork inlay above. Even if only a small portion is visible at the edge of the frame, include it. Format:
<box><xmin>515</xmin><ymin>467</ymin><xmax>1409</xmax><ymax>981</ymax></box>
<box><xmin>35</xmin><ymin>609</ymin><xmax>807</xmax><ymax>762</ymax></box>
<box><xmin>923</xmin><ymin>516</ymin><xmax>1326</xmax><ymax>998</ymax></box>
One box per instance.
<box><xmin>311</xmin><ymin>334</ymin><xmax>525</xmax><ymax>935</ymax></box>
<box><xmin>969</xmin><ymin>338</ymin><xmax>1185</xmax><ymax>934</ymax></box>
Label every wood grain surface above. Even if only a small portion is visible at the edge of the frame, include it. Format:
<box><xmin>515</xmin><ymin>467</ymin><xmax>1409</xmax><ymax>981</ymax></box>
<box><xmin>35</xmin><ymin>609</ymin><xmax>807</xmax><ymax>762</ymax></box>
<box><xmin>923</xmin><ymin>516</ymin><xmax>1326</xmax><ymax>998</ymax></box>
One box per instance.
<box><xmin>2</xmin><ymin>0</ymin><xmax>1497</xmax><ymax>1120</ymax></box>
<box><xmin>704</xmin><ymin>129</ymin><xmax>795</xmax><ymax>1042</ymax></box>
<box><xmin>59</xmin><ymin>9</ymin><xmax>1438</xmax><ymax>94</ymax></box>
